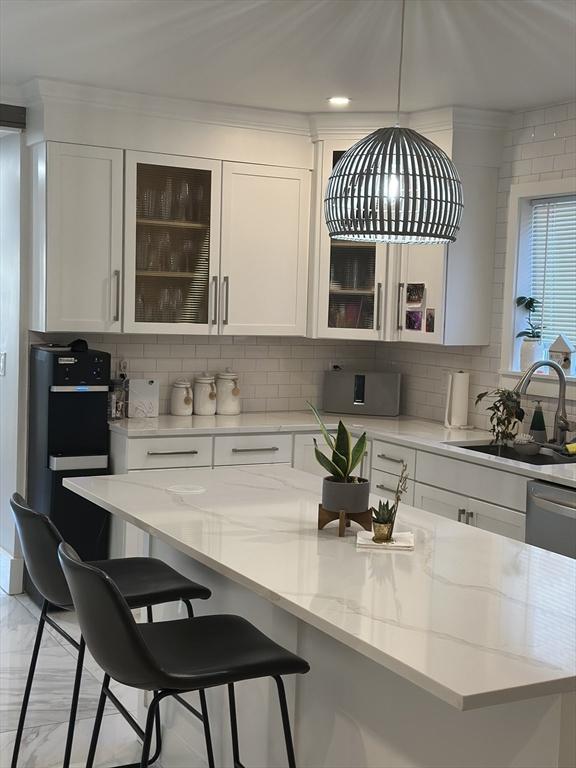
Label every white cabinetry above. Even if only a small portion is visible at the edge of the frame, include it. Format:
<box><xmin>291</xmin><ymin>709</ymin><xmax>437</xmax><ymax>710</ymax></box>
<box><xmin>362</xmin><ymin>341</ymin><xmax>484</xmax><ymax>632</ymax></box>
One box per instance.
<box><xmin>31</xmin><ymin>142</ymin><xmax>123</xmax><ymax>332</ymax></box>
<box><xmin>373</xmin><ymin>469</ymin><xmax>415</xmax><ymax>506</ymax></box>
<box><xmin>124</xmin><ymin>151</ymin><xmax>221</xmax><ymax>334</ymax></box>
<box><xmin>414</xmin><ymin>483</ymin><xmax>526</xmax><ymax>541</ymax></box>
<box><xmin>213</xmin><ymin>434</ymin><xmax>293</xmax><ymax>466</ymax></box>
<box><xmin>220</xmin><ymin>163</ymin><xmax>310</xmax><ymax>336</ymax></box>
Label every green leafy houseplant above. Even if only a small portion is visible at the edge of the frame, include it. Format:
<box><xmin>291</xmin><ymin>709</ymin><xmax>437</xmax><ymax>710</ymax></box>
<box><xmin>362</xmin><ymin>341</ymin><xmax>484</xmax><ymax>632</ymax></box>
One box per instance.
<box><xmin>309</xmin><ymin>403</ymin><xmax>367</xmax><ymax>483</ymax></box>
<box><xmin>516</xmin><ymin>296</ymin><xmax>541</xmax><ymax>339</ymax></box>
<box><xmin>475</xmin><ymin>388</ymin><xmax>525</xmax><ymax>446</ymax></box>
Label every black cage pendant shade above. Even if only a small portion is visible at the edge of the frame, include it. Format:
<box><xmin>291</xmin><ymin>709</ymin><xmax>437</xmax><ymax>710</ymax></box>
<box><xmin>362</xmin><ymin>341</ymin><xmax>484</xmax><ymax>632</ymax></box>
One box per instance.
<box><xmin>324</xmin><ymin>126</ymin><xmax>463</xmax><ymax>244</ymax></box>
<box><xmin>324</xmin><ymin>0</ymin><xmax>464</xmax><ymax>245</ymax></box>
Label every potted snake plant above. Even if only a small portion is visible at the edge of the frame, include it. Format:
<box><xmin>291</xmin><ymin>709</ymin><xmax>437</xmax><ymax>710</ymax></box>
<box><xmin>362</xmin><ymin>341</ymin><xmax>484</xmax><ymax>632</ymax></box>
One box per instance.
<box><xmin>309</xmin><ymin>404</ymin><xmax>369</xmax><ymax>514</ymax></box>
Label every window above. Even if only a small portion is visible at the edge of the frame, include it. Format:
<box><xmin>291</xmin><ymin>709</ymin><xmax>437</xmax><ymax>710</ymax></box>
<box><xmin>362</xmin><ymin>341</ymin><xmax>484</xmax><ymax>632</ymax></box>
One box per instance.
<box><xmin>529</xmin><ymin>196</ymin><xmax>576</xmax><ymax>347</ymax></box>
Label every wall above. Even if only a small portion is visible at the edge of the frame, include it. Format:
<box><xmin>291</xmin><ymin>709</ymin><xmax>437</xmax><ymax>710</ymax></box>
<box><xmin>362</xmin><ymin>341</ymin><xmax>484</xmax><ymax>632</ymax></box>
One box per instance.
<box><xmin>376</xmin><ymin>101</ymin><xmax>576</xmax><ymax>434</ymax></box>
<box><xmin>32</xmin><ymin>332</ymin><xmax>376</xmax><ymax>415</ymax></box>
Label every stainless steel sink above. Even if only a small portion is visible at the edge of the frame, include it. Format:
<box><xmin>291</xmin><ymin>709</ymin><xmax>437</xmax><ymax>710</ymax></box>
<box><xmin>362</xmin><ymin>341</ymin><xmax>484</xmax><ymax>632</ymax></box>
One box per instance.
<box><xmin>455</xmin><ymin>443</ymin><xmax>576</xmax><ymax>466</ymax></box>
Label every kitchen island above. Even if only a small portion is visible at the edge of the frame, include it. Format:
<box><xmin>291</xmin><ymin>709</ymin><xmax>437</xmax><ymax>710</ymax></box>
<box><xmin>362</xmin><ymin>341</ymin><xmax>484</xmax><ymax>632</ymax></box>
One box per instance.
<box><xmin>64</xmin><ymin>465</ymin><xmax>576</xmax><ymax>768</ymax></box>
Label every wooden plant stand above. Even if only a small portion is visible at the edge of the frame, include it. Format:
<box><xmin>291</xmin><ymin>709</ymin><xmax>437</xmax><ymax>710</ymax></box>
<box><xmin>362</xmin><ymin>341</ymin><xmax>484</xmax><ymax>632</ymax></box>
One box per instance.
<box><xmin>318</xmin><ymin>504</ymin><xmax>372</xmax><ymax>538</ymax></box>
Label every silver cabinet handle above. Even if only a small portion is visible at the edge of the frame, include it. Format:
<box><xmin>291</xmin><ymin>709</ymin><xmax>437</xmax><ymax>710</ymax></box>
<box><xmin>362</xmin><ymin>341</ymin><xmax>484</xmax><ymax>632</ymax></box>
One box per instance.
<box><xmin>231</xmin><ymin>447</ymin><xmax>279</xmax><ymax>453</ymax></box>
<box><xmin>376</xmin><ymin>483</ymin><xmax>396</xmax><ymax>493</ymax></box>
<box><xmin>211</xmin><ymin>275</ymin><xmax>218</xmax><ymax>326</ymax></box>
<box><xmin>113</xmin><ymin>270</ymin><xmax>121</xmax><ymax>322</ymax></box>
<box><xmin>222</xmin><ymin>276</ymin><xmax>230</xmax><ymax>325</ymax></box>
<box><xmin>396</xmin><ymin>282</ymin><xmax>404</xmax><ymax>330</ymax></box>
<box><xmin>377</xmin><ymin>453</ymin><xmax>404</xmax><ymax>464</ymax></box>
<box><xmin>375</xmin><ymin>282</ymin><xmax>383</xmax><ymax>331</ymax></box>
<box><xmin>147</xmin><ymin>450</ymin><xmax>199</xmax><ymax>456</ymax></box>
<box><xmin>457</xmin><ymin>508</ymin><xmax>466</xmax><ymax>523</ymax></box>
<box><xmin>465</xmin><ymin>510</ymin><xmax>474</xmax><ymax>524</ymax></box>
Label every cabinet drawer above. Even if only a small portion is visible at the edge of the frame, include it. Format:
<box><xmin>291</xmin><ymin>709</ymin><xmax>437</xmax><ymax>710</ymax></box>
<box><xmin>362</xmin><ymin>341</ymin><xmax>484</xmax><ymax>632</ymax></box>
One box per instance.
<box><xmin>468</xmin><ymin>498</ymin><xmax>525</xmax><ymax>542</ymax></box>
<box><xmin>127</xmin><ymin>436</ymin><xmax>212</xmax><ymax>470</ymax></box>
<box><xmin>416</xmin><ymin>451</ymin><xmax>528</xmax><ymax>511</ymax></box>
<box><xmin>372</xmin><ymin>469</ymin><xmax>415</xmax><ymax>506</ymax></box>
<box><xmin>214</xmin><ymin>434</ymin><xmax>292</xmax><ymax>466</ymax></box>
<box><xmin>413</xmin><ymin>482</ymin><xmax>468</xmax><ymax>523</ymax></box>
<box><xmin>372</xmin><ymin>440</ymin><xmax>416</xmax><ymax>477</ymax></box>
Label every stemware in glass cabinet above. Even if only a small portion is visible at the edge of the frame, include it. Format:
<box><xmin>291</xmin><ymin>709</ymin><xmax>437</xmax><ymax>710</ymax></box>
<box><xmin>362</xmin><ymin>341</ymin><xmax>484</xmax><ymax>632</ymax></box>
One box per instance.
<box><xmin>134</xmin><ymin>163</ymin><xmax>211</xmax><ymax>326</ymax></box>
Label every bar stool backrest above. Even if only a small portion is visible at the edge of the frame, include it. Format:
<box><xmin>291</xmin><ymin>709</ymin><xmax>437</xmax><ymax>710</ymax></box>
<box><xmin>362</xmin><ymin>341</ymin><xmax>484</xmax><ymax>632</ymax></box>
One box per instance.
<box><xmin>10</xmin><ymin>492</ymin><xmax>72</xmax><ymax>608</ymax></box>
<box><xmin>58</xmin><ymin>542</ymin><xmax>161</xmax><ymax>689</ymax></box>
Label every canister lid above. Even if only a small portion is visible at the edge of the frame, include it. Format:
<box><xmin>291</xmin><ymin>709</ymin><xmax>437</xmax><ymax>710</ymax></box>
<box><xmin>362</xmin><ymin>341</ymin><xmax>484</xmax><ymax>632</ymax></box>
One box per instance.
<box><xmin>173</xmin><ymin>379</ymin><xmax>192</xmax><ymax>387</ymax></box>
<box><xmin>195</xmin><ymin>372</ymin><xmax>215</xmax><ymax>383</ymax></box>
<box><xmin>217</xmin><ymin>367</ymin><xmax>238</xmax><ymax>380</ymax></box>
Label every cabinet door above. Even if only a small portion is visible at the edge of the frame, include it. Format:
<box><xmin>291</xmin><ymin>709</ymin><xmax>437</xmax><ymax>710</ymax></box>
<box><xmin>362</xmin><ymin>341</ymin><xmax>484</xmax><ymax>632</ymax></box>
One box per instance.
<box><xmin>413</xmin><ymin>482</ymin><xmax>467</xmax><ymax>523</ymax></box>
<box><xmin>373</xmin><ymin>469</ymin><xmax>415</xmax><ymax>506</ymax></box>
<box><xmin>124</xmin><ymin>151</ymin><xmax>221</xmax><ymax>334</ymax></box>
<box><xmin>315</xmin><ymin>145</ymin><xmax>388</xmax><ymax>340</ymax></box>
<box><xmin>396</xmin><ymin>244</ymin><xmax>446</xmax><ymax>344</ymax></box>
<box><xmin>220</xmin><ymin>163</ymin><xmax>310</xmax><ymax>336</ymax></box>
<box><xmin>467</xmin><ymin>498</ymin><xmax>526</xmax><ymax>542</ymax></box>
<box><xmin>43</xmin><ymin>143</ymin><xmax>123</xmax><ymax>332</ymax></box>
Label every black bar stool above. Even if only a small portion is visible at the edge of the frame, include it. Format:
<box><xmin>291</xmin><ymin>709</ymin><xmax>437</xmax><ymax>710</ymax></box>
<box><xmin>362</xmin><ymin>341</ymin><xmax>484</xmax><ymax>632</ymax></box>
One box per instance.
<box><xmin>10</xmin><ymin>492</ymin><xmax>212</xmax><ymax>768</ymax></box>
<box><xmin>58</xmin><ymin>542</ymin><xmax>310</xmax><ymax>768</ymax></box>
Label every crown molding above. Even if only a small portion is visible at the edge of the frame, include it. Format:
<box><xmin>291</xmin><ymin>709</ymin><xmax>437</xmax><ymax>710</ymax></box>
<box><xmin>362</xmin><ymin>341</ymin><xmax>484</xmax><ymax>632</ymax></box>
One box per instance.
<box><xmin>22</xmin><ymin>78</ymin><xmax>311</xmax><ymax>137</ymax></box>
<box><xmin>308</xmin><ymin>111</ymin><xmax>407</xmax><ymax>141</ymax></box>
<box><xmin>0</xmin><ymin>82</ymin><xmax>26</xmax><ymax>106</ymax></box>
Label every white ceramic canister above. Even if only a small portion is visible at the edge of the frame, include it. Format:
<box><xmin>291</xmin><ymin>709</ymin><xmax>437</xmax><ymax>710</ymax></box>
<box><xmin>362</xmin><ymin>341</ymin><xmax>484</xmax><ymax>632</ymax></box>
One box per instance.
<box><xmin>216</xmin><ymin>369</ymin><xmax>241</xmax><ymax>415</ymax></box>
<box><xmin>193</xmin><ymin>373</ymin><xmax>217</xmax><ymax>416</ymax></box>
<box><xmin>170</xmin><ymin>379</ymin><xmax>193</xmax><ymax>416</ymax></box>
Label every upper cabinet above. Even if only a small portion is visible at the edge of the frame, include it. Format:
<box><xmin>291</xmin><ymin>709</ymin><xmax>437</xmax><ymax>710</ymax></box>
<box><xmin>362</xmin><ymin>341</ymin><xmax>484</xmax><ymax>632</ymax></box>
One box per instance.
<box><xmin>123</xmin><ymin>151</ymin><xmax>221</xmax><ymax>334</ymax></box>
<box><xmin>220</xmin><ymin>163</ymin><xmax>310</xmax><ymax>336</ymax></box>
<box><xmin>312</xmin><ymin>143</ymin><xmax>395</xmax><ymax>341</ymax></box>
<box><xmin>31</xmin><ymin>142</ymin><xmax>123</xmax><ymax>332</ymax></box>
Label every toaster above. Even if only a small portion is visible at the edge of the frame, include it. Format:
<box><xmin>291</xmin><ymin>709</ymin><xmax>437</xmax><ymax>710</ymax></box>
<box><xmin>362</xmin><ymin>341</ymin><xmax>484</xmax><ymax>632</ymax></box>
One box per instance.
<box><xmin>323</xmin><ymin>369</ymin><xmax>401</xmax><ymax>417</ymax></box>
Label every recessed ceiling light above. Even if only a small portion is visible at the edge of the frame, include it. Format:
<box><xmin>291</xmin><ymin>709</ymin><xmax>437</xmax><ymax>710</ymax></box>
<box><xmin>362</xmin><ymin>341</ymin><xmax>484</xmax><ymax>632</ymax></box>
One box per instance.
<box><xmin>328</xmin><ymin>96</ymin><xmax>350</xmax><ymax>107</ymax></box>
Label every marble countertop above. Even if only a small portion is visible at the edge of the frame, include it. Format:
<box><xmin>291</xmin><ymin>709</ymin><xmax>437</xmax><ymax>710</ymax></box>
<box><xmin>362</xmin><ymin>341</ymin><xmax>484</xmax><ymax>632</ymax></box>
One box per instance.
<box><xmin>109</xmin><ymin>411</ymin><xmax>576</xmax><ymax>488</ymax></box>
<box><xmin>64</xmin><ymin>465</ymin><xmax>576</xmax><ymax>710</ymax></box>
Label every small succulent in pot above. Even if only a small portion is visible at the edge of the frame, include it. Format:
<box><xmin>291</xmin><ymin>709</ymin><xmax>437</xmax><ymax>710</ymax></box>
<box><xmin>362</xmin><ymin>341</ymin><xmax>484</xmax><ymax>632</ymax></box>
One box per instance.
<box><xmin>308</xmin><ymin>403</ymin><xmax>368</xmax><ymax>514</ymax></box>
<box><xmin>370</xmin><ymin>462</ymin><xmax>409</xmax><ymax>543</ymax></box>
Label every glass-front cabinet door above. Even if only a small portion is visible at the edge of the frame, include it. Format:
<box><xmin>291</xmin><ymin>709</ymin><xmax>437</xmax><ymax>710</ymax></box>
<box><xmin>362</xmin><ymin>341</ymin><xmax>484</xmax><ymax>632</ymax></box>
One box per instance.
<box><xmin>124</xmin><ymin>152</ymin><xmax>221</xmax><ymax>333</ymax></box>
<box><xmin>316</xmin><ymin>145</ymin><xmax>391</xmax><ymax>340</ymax></box>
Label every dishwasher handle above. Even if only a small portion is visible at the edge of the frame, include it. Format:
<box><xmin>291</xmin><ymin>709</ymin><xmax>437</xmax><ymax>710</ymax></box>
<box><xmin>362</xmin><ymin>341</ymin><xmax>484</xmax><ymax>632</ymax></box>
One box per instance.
<box><xmin>530</xmin><ymin>493</ymin><xmax>576</xmax><ymax>518</ymax></box>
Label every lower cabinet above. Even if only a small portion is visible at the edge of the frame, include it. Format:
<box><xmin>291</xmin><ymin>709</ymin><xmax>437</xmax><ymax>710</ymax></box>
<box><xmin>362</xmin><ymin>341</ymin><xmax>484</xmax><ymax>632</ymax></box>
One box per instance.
<box><xmin>413</xmin><ymin>482</ymin><xmax>526</xmax><ymax>541</ymax></box>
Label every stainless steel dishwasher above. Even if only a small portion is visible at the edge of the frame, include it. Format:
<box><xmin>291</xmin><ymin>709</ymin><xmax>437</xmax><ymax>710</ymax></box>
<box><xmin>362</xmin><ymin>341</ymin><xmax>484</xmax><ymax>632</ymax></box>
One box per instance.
<box><xmin>526</xmin><ymin>481</ymin><xmax>576</xmax><ymax>559</ymax></box>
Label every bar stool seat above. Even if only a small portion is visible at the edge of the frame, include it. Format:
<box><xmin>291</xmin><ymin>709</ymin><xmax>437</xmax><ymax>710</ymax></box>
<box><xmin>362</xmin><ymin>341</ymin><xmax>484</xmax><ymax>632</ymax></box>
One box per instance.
<box><xmin>136</xmin><ymin>614</ymin><xmax>308</xmax><ymax>691</ymax></box>
<box><xmin>93</xmin><ymin>557</ymin><xmax>211</xmax><ymax>609</ymax></box>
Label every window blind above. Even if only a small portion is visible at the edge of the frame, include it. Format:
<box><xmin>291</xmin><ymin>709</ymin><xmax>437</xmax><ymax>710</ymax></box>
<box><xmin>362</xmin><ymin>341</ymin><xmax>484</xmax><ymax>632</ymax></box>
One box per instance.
<box><xmin>530</xmin><ymin>196</ymin><xmax>576</xmax><ymax>347</ymax></box>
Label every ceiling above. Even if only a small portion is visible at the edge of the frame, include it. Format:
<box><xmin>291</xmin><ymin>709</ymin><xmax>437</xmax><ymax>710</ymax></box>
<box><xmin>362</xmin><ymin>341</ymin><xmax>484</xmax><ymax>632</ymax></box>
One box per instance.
<box><xmin>1</xmin><ymin>0</ymin><xmax>575</xmax><ymax>114</ymax></box>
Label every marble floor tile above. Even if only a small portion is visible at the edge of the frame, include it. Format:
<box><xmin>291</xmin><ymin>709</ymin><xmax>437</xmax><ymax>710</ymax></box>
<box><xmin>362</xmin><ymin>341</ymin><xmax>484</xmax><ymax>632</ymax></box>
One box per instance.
<box><xmin>0</xmin><ymin>712</ymin><xmax>146</xmax><ymax>768</ymax></box>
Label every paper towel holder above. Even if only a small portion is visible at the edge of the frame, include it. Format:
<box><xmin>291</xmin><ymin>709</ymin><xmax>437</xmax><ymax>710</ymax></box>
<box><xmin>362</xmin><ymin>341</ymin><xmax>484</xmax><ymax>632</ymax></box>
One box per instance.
<box><xmin>444</xmin><ymin>370</ymin><xmax>474</xmax><ymax>430</ymax></box>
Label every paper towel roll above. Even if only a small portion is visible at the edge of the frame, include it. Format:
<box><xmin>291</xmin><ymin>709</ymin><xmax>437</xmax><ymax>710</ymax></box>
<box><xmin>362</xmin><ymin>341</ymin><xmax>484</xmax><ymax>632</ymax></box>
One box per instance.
<box><xmin>444</xmin><ymin>371</ymin><xmax>470</xmax><ymax>428</ymax></box>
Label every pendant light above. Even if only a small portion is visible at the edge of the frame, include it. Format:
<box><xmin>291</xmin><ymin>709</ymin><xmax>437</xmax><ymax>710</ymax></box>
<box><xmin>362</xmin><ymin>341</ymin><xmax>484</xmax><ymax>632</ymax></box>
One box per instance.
<box><xmin>324</xmin><ymin>0</ymin><xmax>463</xmax><ymax>244</ymax></box>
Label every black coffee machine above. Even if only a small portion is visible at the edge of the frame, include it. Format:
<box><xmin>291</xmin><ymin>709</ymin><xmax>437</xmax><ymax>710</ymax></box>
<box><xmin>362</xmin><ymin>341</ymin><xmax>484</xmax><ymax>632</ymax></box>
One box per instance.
<box><xmin>26</xmin><ymin>340</ymin><xmax>111</xmax><ymax>606</ymax></box>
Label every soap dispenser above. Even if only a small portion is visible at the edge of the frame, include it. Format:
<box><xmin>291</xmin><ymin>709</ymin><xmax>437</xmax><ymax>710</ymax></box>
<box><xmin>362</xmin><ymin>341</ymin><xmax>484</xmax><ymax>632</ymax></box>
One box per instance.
<box><xmin>529</xmin><ymin>401</ymin><xmax>547</xmax><ymax>444</ymax></box>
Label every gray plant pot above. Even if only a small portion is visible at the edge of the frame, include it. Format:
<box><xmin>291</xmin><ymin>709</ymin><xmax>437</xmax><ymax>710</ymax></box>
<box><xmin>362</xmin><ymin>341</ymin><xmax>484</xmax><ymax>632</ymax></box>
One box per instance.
<box><xmin>322</xmin><ymin>476</ymin><xmax>370</xmax><ymax>514</ymax></box>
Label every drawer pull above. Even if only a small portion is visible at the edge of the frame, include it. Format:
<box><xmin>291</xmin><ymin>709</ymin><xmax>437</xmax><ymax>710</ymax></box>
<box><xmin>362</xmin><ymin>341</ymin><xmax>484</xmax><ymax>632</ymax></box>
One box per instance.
<box><xmin>376</xmin><ymin>483</ymin><xmax>396</xmax><ymax>493</ymax></box>
<box><xmin>377</xmin><ymin>453</ymin><xmax>404</xmax><ymax>464</ymax></box>
<box><xmin>465</xmin><ymin>510</ymin><xmax>474</xmax><ymax>524</ymax></box>
<box><xmin>147</xmin><ymin>449</ymin><xmax>199</xmax><ymax>456</ymax></box>
<box><xmin>457</xmin><ymin>508</ymin><xmax>466</xmax><ymax>523</ymax></box>
<box><xmin>231</xmin><ymin>447</ymin><xmax>280</xmax><ymax>454</ymax></box>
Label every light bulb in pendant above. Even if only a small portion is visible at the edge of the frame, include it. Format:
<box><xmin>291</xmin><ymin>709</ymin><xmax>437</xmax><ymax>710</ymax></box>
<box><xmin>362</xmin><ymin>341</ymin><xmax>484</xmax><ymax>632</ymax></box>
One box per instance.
<box><xmin>387</xmin><ymin>174</ymin><xmax>400</xmax><ymax>200</ymax></box>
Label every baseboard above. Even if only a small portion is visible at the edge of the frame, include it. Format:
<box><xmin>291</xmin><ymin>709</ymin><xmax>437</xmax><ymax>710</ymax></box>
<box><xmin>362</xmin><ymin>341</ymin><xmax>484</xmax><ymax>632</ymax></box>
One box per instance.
<box><xmin>0</xmin><ymin>547</ymin><xmax>24</xmax><ymax>594</ymax></box>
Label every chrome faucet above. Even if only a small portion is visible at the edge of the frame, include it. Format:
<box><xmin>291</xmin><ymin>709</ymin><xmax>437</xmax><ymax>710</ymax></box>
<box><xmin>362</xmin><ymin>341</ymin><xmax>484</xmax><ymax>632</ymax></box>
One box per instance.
<box><xmin>513</xmin><ymin>360</ymin><xmax>575</xmax><ymax>445</ymax></box>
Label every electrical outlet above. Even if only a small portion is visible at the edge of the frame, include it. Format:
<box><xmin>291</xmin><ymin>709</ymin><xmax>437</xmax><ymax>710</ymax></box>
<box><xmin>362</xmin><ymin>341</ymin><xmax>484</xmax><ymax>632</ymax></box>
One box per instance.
<box><xmin>329</xmin><ymin>361</ymin><xmax>344</xmax><ymax>371</ymax></box>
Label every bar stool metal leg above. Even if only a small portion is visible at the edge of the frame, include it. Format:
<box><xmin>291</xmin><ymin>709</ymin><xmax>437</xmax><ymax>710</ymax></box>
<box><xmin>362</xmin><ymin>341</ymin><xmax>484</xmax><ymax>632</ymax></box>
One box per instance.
<box><xmin>139</xmin><ymin>692</ymin><xmax>171</xmax><ymax>768</ymax></box>
<box><xmin>199</xmin><ymin>689</ymin><xmax>215</xmax><ymax>768</ymax></box>
<box><xmin>228</xmin><ymin>683</ymin><xmax>245</xmax><ymax>768</ymax></box>
<box><xmin>11</xmin><ymin>601</ymin><xmax>47</xmax><ymax>768</ymax></box>
<box><xmin>183</xmin><ymin>598</ymin><xmax>194</xmax><ymax>617</ymax></box>
<box><xmin>86</xmin><ymin>673</ymin><xmax>109</xmax><ymax>768</ymax></box>
<box><xmin>145</xmin><ymin>605</ymin><xmax>163</xmax><ymax>765</ymax></box>
<box><xmin>62</xmin><ymin>636</ymin><xmax>85</xmax><ymax>768</ymax></box>
<box><xmin>274</xmin><ymin>676</ymin><xmax>297</xmax><ymax>768</ymax></box>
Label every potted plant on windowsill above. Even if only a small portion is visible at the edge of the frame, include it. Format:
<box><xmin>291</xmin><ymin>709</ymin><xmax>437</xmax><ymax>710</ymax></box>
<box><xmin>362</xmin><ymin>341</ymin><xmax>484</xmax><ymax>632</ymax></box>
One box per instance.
<box><xmin>371</xmin><ymin>462</ymin><xmax>409</xmax><ymax>543</ymax></box>
<box><xmin>516</xmin><ymin>296</ymin><xmax>544</xmax><ymax>371</ymax></box>
<box><xmin>309</xmin><ymin>404</ymin><xmax>369</xmax><ymax>515</ymax></box>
